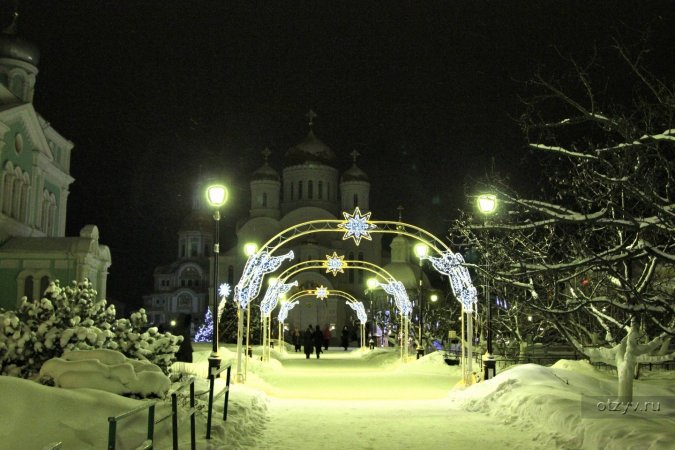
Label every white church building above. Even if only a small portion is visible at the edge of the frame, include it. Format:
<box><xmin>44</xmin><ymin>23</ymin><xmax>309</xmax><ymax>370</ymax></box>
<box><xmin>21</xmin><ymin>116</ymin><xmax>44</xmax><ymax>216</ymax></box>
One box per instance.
<box><xmin>144</xmin><ymin>114</ymin><xmax>429</xmax><ymax>339</ymax></box>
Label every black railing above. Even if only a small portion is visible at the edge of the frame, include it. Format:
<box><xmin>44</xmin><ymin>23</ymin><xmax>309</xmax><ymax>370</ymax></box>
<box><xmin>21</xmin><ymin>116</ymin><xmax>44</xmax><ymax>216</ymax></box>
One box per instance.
<box><xmin>107</xmin><ymin>402</ymin><xmax>156</xmax><ymax>450</ymax></box>
<box><xmin>206</xmin><ymin>361</ymin><xmax>232</xmax><ymax>439</ymax></box>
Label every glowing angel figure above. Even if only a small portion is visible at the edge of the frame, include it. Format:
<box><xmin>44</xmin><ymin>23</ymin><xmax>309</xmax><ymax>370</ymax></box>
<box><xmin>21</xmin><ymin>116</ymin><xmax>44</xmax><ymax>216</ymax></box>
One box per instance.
<box><xmin>347</xmin><ymin>301</ymin><xmax>368</xmax><ymax>324</ymax></box>
<box><xmin>278</xmin><ymin>300</ymin><xmax>299</xmax><ymax>324</ymax></box>
<box><xmin>377</xmin><ymin>280</ymin><xmax>413</xmax><ymax>316</ymax></box>
<box><xmin>234</xmin><ymin>250</ymin><xmax>295</xmax><ymax>309</ymax></box>
<box><xmin>260</xmin><ymin>280</ymin><xmax>298</xmax><ymax>317</ymax></box>
<box><xmin>421</xmin><ymin>251</ymin><xmax>477</xmax><ymax>312</ymax></box>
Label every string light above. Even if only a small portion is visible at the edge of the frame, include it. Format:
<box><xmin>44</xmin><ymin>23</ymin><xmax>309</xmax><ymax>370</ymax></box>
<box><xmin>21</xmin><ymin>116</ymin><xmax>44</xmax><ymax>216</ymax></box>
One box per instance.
<box><xmin>420</xmin><ymin>251</ymin><xmax>477</xmax><ymax>312</ymax></box>
<box><xmin>260</xmin><ymin>280</ymin><xmax>298</xmax><ymax>317</ymax></box>
<box><xmin>347</xmin><ymin>301</ymin><xmax>368</xmax><ymax>324</ymax></box>
<box><xmin>315</xmin><ymin>286</ymin><xmax>329</xmax><ymax>299</ymax></box>
<box><xmin>234</xmin><ymin>250</ymin><xmax>295</xmax><ymax>309</ymax></box>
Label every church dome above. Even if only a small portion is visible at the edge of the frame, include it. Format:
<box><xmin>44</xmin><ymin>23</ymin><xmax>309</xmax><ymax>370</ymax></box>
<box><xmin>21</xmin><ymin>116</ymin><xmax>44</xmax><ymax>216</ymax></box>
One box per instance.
<box><xmin>0</xmin><ymin>14</ymin><xmax>40</xmax><ymax>66</ymax></box>
<box><xmin>180</xmin><ymin>210</ymin><xmax>212</xmax><ymax>233</ymax></box>
<box><xmin>340</xmin><ymin>163</ymin><xmax>369</xmax><ymax>183</ymax></box>
<box><xmin>251</xmin><ymin>162</ymin><xmax>280</xmax><ymax>182</ymax></box>
<box><xmin>285</xmin><ymin>130</ymin><xmax>336</xmax><ymax>166</ymax></box>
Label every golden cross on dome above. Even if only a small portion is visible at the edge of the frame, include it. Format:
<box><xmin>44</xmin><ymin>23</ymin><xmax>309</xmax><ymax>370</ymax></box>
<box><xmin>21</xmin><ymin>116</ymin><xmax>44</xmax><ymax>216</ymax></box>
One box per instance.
<box><xmin>350</xmin><ymin>149</ymin><xmax>360</xmax><ymax>163</ymax></box>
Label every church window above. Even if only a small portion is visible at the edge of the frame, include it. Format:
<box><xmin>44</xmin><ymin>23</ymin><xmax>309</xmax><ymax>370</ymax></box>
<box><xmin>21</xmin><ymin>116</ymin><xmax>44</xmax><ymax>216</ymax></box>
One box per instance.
<box><xmin>348</xmin><ymin>252</ymin><xmax>355</xmax><ymax>283</ymax></box>
<box><xmin>41</xmin><ymin>190</ymin><xmax>57</xmax><ymax>235</ymax></box>
<box><xmin>178</xmin><ymin>294</ymin><xmax>192</xmax><ymax>309</ymax></box>
<box><xmin>327</xmin><ymin>183</ymin><xmax>330</xmax><ymax>200</ymax></box>
<box><xmin>40</xmin><ymin>276</ymin><xmax>50</xmax><ymax>297</ymax></box>
<box><xmin>318</xmin><ymin>181</ymin><xmax>323</xmax><ymax>199</ymax></box>
<box><xmin>358</xmin><ymin>252</ymin><xmax>364</xmax><ymax>283</ymax></box>
<box><xmin>308</xmin><ymin>181</ymin><xmax>313</xmax><ymax>199</ymax></box>
<box><xmin>298</xmin><ymin>181</ymin><xmax>303</xmax><ymax>199</ymax></box>
<box><xmin>290</xmin><ymin>182</ymin><xmax>294</xmax><ymax>200</ymax></box>
<box><xmin>2</xmin><ymin>168</ymin><xmax>14</xmax><ymax>215</ymax></box>
<box><xmin>14</xmin><ymin>133</ymin><xmax>23</xmax><ymax>154</ymax></box>
<box><xmin>228</xmin><ymin>265</ymin><xmax>234</xmax><ymax>285</ymax></box>
<box><xmin>190</xmin><ymin>241</ymin><xmax>198</xmax><ymax>257</ymax></box>
<box><xmin>262</xmin><ymin>192</ymin><xmax>268</xmax><ymax>207</ymax></box>
<box><xmin>353</xmin><ymin>194</ymin><xmax>358</xmax><ymax>208</ymax></box>
<box><xmin>24</xmin><ymin>276</ymin><xmax>34</xmax><ymax>301</ymax></box>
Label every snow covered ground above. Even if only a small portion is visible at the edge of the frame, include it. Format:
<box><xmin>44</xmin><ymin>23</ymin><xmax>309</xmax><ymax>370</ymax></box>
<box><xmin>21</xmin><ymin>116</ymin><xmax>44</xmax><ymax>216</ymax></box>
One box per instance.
<box><xmin>1</xmin><ymin>343</ymin><xmax>674</xmax><ymax>449</ymax></box>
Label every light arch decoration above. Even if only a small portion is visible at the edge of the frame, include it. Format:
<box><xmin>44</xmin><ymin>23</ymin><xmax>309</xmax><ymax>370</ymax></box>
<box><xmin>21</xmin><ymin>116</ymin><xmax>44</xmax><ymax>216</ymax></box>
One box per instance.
<box><xmin>233</xmin><ymin>207</ymin><xmax>478</xmax><ymax>385</ymax></box>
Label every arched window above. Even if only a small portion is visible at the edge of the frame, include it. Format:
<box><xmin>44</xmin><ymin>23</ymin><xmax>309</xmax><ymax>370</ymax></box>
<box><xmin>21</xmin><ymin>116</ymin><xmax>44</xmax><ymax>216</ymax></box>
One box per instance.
<box><xmin>290</xmin><ymin>182</ymin><xmax>294</xmax><ymax>200</ymax></box>
<box><xmin>353</xmin><ymin>194</ymin><xmax>358</xmax><ymax>209</ymax></box>
<box><xmin>348</xmin><ymin>252</ymin><xmax>355</xmax><ymax>283</ymax></box>
<box><xmin>308</xmin><ymin>181</ymin><xmax>313</xmax><ymax>199</ymax></box>
<box><xmin>24</xmin><ymin>276</ymin><xmax>34</xmax><ymax>300</ymax></box>
<box><xmin>40</xmin><ymin>276</ymin><xmax>50</xmax><ymax>298</ymax></box>
<box><xmin>262</xmin><ymin>192</ymin><xmax>268</xmax><ymax>207</ymax></box>
<box><xmin>2</xmin><ymin>169</ymin><xmax>13</xmax><ymax>215</ymax></box>
<box><xmin>318</xmin><ymin>181</ymin><xmax>323</xmax><ymax>199</ymax></box>
<box><xmin>298</xmin><ymin>181</ymin><xmax>303</xmax><ymax>199</ymax></box>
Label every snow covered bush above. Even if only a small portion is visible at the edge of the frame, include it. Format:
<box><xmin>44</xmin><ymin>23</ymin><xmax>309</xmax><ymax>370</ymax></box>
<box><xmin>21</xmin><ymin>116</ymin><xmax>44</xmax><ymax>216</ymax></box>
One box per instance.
<box><xmin>0</xmin><ymin>279</ymin><xmax>182</xmax><ymax>378</ymax></box>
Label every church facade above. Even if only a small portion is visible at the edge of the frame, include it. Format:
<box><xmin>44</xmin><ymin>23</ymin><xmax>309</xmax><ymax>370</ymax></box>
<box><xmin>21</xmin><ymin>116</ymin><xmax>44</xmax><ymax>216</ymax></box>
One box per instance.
<box><xmin>144</xmin><ymin>115</ymin><xmax>429</xmax><ymax>339</ymax></box>
<box><xmin>0</xmin><ymin>14</ymin><xmax>110</xmax><ymax>310</ymax></box>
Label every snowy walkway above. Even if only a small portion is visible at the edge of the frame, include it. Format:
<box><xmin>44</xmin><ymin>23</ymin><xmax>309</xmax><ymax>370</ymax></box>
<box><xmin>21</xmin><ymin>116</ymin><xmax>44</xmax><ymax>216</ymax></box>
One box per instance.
<box><xmin>244</xmin><ymin>348</ymin><xmax>546</xmax><ymax>450</ymax></box>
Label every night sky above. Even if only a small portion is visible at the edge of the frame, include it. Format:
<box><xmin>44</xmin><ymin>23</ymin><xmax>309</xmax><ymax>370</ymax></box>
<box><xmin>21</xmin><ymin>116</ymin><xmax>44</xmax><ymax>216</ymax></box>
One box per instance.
<box><xmin>8</xmin><ymin>1</ymin><xmax>674</xmax><ymax>306</ymax></box>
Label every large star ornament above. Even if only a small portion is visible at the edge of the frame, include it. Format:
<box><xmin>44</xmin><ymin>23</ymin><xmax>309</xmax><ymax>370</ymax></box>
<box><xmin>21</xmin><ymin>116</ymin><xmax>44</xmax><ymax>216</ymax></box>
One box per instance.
<box><xmin>337</xmin><ymin>207</ymin><xmax>377</xmax><ymax>245</ymax></box>
<box><xmin>324</xmin><ymin>251</ymin><xmax>346</xmax><ymax>276</ymax></box>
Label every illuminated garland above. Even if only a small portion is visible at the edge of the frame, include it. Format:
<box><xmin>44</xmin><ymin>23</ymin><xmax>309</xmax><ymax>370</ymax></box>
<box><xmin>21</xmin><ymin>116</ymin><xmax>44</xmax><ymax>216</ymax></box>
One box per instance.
<box><xmin>278</xmin><ymin>299</ymin><xmax>299</xmax><ymax>323</ymax></box>
<box><xmin>337</xmin><ymin>207</ymin><xmax>377</xmax><ymax>245</ymax></box>
<box><xmin>234</xmin><ymin>250</ymin><xmax>295</xmax><ymax>309</ymax></box>
<box><xmin>347</xmin><ymin>301</ymin><xmax>368</xmax><ymax>324</ymax></box>
<box><xmin>421</xmin><ymin>251</ymin><xmax>477</xmax><ymax>312</ymax></box>
<box><xmin>377</xmin><ymin>280</ymin><xmax>413</xmax><ymax>316</ymax></box>
<box><xmin>260</xmin><ymin>279</ymin><xmax>298</xmax><ymax>317</ymax></box>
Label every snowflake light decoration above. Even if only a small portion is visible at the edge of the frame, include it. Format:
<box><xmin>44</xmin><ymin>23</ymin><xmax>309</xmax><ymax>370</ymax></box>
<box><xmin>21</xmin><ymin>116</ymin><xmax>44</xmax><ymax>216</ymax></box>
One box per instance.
<box><xmin>314</xmin><ymin>286</ymin><xmax>329</xmax><ymax>300</ymax></box>
<box><xmin>218</xmin><ymin>283</ymin><xmax>231</xmax><ymax>300</ymax></box>
<box><xmin>323</xmin><ymin>252</ymin><xmax>346</xmax><ymax>276</ymax></box>
<box><xmin>337</xmin><ymin>207</ymin><xmax>376</xmax><ymax>245</ymax></box>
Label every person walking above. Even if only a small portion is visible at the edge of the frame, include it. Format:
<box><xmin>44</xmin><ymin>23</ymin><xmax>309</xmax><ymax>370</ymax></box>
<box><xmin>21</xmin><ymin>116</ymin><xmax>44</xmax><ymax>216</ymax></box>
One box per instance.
<box><xmin>292</xmin><ymin>326</ymin><xmax>301</xmax><ymax>352</ymax></box>
<box><xmin>303</xmin><ymin>325</ymin><xmax>314</xmax><ymax>359</ymax></box>
<box><xmin>340</xmin><ymin>325</ymin><xmax>349</xmax><ymax>351</ymax></box>
<box><xmin>322</xmin><ymin>324</ymin><xmax>332</xmax><ymax>350</ymax></box>
<box><xmin>313</xmin><ymin>325</ymin><xmax>323</xmax><ymax>359</ymax></box>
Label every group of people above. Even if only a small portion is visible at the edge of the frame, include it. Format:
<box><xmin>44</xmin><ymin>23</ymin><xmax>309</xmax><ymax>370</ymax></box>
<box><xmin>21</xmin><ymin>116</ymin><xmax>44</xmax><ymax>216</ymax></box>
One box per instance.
<box><xmin>291</xmin><ymin>324</ymin><xmax>352</xmax><ymax>359</ymax></box>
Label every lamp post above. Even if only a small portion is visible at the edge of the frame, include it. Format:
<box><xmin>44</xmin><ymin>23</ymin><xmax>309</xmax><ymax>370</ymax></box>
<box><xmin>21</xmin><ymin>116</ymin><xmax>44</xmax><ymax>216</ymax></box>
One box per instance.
<box><xmin>414</xmin><ymin>243</ymin><xmax>429</xmax><ymax>359</ymax></box>
<box><xmin>367</xmin><ymin>277</ymin><xmax>378</xmax><ymax>348</ymax></box>
<box><xmin>477</xmin><ymin>193</ymin><xmax>497</xmax><ymax>380</ymax></box>
<box><xmin>206</xmin><ymin>183</ymin><xmax>228</xmax><ymax>376</ymax></box>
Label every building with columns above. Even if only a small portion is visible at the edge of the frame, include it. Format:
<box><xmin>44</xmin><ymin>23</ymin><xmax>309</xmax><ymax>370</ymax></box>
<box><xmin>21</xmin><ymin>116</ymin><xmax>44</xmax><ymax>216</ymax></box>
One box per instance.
<box><xmin>144</xmin><ymin>113</ymin><xmax>430</xmax><ymax>340</ymax></box>
<box><xmin>0</xmin><ymin>13</ymin><xmax>110</xmax><ymax>309</ymax></box>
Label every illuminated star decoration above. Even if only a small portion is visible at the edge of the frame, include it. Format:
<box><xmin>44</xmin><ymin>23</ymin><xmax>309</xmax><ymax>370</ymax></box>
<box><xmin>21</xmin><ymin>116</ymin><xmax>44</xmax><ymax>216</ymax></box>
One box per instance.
<box><xmin>337</xmin><ymin>207</ymin><xmax>377</xmax><ymax>245</ymax></box>
<box><xmin>323</xmin><ymin>252</ymin><xmax>346</xmax><ymax>276</ymax></box>
<box><xmin>314</xmin><ymin>286</ymin><xmax>329</xmax><ymax>300</ymax></box>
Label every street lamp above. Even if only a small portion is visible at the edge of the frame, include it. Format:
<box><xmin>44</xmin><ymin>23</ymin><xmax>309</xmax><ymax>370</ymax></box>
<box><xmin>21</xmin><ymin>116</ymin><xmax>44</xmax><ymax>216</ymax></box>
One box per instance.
<box><xmin>414</xmin><ymin>242</ymin><xmax>429</xmax><ymax>359</ymax></box>
<box><xmin>367</xmin><ymin>277</ymin><xmax>378</xmax><ymax>348</ymax></box>
<box><xmin>477</xmin><ymin>193</ymin><xmax>497</xmax><ymax>380</ymax></box>
<box><xmin>206</xmin><ymin>183</ymin><xmax>229</xmax><ymax>375</ymax></box>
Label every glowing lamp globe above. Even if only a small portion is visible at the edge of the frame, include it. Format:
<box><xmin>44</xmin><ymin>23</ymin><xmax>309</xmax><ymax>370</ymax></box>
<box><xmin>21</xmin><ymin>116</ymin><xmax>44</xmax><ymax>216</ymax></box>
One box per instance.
<box><xmin>414</xmin><ymin>243</ymin><xmax>429</xmax><ymax>259</ymax></box>
<box><xmin>244</xmin><ymin>242</ymin><xmax>258</xmax><ymax>256</ymax></box>
<box><xmin>367</xmin><ymin>277</ymin><xmax>378</xmax><ymax>290</ymax></box>
<box><xmin>206</xmin><ymin>184</ymin><xmax>228</xmax><ymax>208</ymax></box>
<box><xmin>477</xmin><ymin>194</ymin><xmax>497</xmax><ymax>214</ymax></box>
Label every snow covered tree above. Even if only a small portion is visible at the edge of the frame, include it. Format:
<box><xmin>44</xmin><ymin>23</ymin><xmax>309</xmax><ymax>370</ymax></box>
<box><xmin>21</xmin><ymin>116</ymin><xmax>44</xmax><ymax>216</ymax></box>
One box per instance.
<box><xmin>0</xmin><ymin>279</ymin><xmax>182</xmax><ymax>377</ymax></box>
<box><xmin>451</xmin><ymin>38</ymin><xmax>674</xmax><ymax>401</ymax></box>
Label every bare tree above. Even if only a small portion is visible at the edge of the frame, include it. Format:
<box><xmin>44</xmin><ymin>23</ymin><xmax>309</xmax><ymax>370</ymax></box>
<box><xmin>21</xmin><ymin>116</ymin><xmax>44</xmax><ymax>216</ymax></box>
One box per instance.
<box><xmin>451</xmin><ymin>39</ymin><xmax>674</xmax><ymax>401</ymax></box>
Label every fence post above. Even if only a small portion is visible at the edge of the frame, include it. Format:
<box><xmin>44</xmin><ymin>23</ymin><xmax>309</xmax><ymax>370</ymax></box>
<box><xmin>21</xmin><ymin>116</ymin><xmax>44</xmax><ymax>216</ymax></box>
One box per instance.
<box><xmin>223</xmin><ymin>365</ymin><xmax>231</xmax><ymax>421</ymax></box>
<box><xmin>171</xmin><ymin>392</ymin><xmax>178</xmax><ymax>449</ymax></box>
<box><xmin>147</xmin><ymin>404</ymin><xmax>155</xmax><ymax>445</ymax></box>
<box><xmin>206</xmin><ymin>366</ymin><xmax>215</xmax><ymax>439</ymax></box>
<box><xmin>190</xmin><ymin>381</ymin><xmax>196</xmax><ymax>450</ymax></box>
<box><xmin>108</xmin><ymin>418</ymin><xmax>117</xmax><ymax>450</ymax></box>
